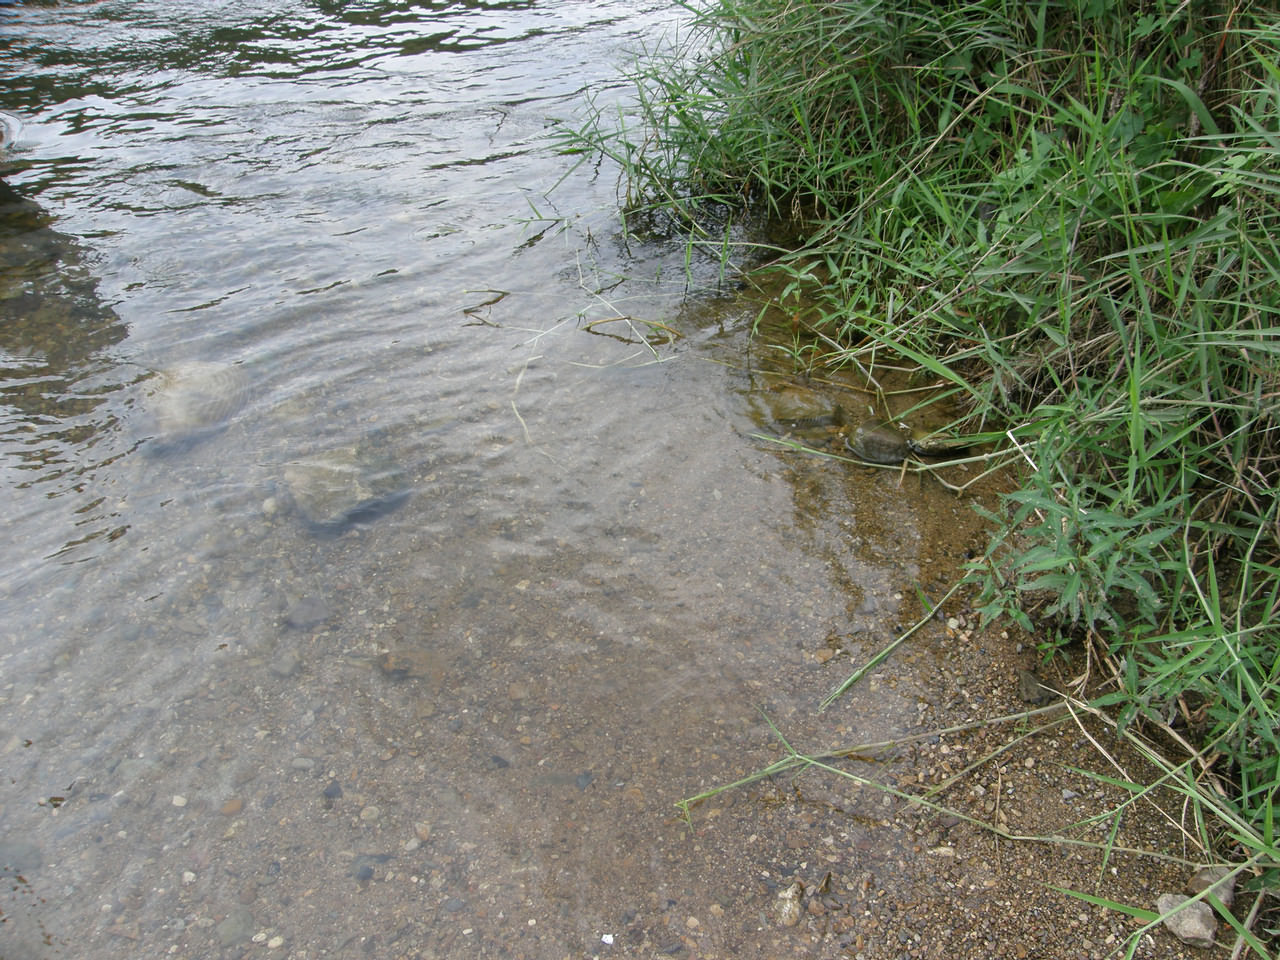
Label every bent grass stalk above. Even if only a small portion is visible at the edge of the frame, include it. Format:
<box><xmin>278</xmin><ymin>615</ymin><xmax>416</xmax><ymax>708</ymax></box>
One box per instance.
<box><xmin>821</xmin><ymin>579</ymin><xmax>964</xmax><ymax>708</ymax></box>
<box><xmin>751</xmin><ymin>432</ymin><xmax>1019</xmax><ymax>493</ymax></box>
<box><xmin>679</xmin><ymin>694</ymin><xmax>1280</xmax><ymax>957</ymax></box>
<box><xmin>677</xmin><ymin>702</ymin><xmax>1214</xmax><ymax>871</ymax></box>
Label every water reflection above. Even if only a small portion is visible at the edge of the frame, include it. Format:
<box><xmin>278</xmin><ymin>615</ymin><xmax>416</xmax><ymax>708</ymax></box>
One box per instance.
<box><xmin>1</xmin><ymin>0</ymin><xmax>619</xmax><ymax>109</ymax></box>
<box><xmin>0</xmin><ymin>180</ymin><xmax>125</xmax><ymax>390</ymax></box>
<box><xmin>0</xmin><ymin>177</ymin><xmax>135</xmax><ymax>572</ymax></box>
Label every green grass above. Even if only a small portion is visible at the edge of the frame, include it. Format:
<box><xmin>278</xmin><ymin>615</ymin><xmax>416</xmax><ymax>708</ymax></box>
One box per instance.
<box><xmin>561</xmin><ymin>0</ymin><xmax>1280</xmax><ymax>948</ymax></box>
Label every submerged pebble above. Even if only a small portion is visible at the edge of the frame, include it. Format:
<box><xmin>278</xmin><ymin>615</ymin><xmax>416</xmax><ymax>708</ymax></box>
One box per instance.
<box><xmin>282</xmin><ymin>444</ymin><xmax>409</xmax><ymax>532</ymax></box>
<box><xmin>776</xmin><ymin>881</ymin><xmax>804</xmax><ymax>927</ymax></box>
<box><xmin>283</xmin><ymin>596</ymin><xmax>331</xmax><ymax>630</ymax></box>
<box><xmin>215</xmin><ymin>906</ymin><xmax>255</xmax><ymax>947</ymax></box>
<box><xmin>145</xmin><ymin>360</ymin><xmax>250</xmax><ymax>453</ymax></box>
<box><xmin>846</xmin><ymin>419</ymin><xmax>909</xmax><ymax>464</ymax></box>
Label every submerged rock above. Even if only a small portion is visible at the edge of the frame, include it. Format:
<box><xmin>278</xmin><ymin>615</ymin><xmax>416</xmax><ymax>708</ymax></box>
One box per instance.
<box><xmin>846</xmin><ymin>419</ymin><xmax>910</xmax><ymax>465</ymax></box>
<box><xmin>772</xmin><ymin>405</ymin><xmax>846</xmax><ymax>433</ymax></box>
<box><xmin>776</xmin><ymin>881</ymin><xmax>804</xmax><ymax>927</ymax></box>
<box><xmin>283</xmin><ymin>595</ymin><xmax>332</xmax><ymax>630</ymax></box>
<box><xmin>215</xmin><ymin>905</ymin><xmax>255</xmax><ymax>947</ymax></box>
<box><xmin>144</xmin><ymin>360</ymin><xmax>250</xmax><ymax>453</ymax></box>
<box><xmin>846</xmin><ymin>418</ymin><xmax>973</xmax><ymax>464</ymax></box>
<box><xmin>282</xmin><ymin>443</ymin><xmax>408</xmax><ymax>533</ymax></box>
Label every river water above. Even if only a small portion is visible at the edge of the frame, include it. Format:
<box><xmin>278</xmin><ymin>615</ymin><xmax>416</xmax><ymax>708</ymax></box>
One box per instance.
<box><xmin>0</xmin><ymin>3</ymin><xmax>994</xmax><ymax>958</ymax></box>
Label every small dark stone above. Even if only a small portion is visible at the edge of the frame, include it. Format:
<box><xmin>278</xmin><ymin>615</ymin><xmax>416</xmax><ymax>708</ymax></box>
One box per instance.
<box><xmin>353</xmin><ymin>853</ymin><xmax>393</xmax><ymax>875</ymax></box>
<box><xmin>1186</xmin><ymin>865</ymin><xmax>1236</xmax><ymax>909</ymax></box>
<box><xmin>1017</xmin><ymin>668</ymin><xmax>1054</xmax><ymax>704</ymax></box>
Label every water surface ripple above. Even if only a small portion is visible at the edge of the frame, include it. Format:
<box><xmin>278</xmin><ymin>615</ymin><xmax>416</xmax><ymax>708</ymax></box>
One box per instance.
<box><xmin>0</xmin><ymin>3</ymin><xmax>969</xmax><ymax>957</ymax></box>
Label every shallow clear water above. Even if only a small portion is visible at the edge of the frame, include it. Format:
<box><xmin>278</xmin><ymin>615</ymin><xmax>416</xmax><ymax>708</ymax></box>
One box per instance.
<box><xmin>0</xmin><ymin>4</ymin><xmax>989</xmax><ymax>958</ymax></box>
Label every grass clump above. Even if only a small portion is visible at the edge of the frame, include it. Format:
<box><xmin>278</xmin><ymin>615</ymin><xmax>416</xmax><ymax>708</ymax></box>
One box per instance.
<box><xmin>562</xmin><ymin>0</ymin><xmax>1280</xmax><ymax>919</ymax></box>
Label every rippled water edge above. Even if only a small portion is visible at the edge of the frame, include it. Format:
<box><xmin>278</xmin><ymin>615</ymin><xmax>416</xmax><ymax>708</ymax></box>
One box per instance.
<box><xmin>0</xmin><ymin>3</ymin><xmax>1018</xmax><ymax>959</ymax></box>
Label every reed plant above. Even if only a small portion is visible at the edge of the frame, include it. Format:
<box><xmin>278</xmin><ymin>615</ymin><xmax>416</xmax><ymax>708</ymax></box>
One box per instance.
<box><xmin>562</xmin><ymin>0</ymin><xmax>1280</xmax><ymax>924</ymax></box>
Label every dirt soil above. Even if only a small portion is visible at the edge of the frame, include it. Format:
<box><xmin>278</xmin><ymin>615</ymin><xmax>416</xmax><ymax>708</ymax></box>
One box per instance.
<box><xmin>672</xmin><ymin>349</ymin><xmax>1265</xmax><ymax>960</ymax></box>
<box><xmin>675</xmin><ymin>611</ymin><xmax>1250</xmax><ymax>960</ymax></box>
<box><xmin>643</xmin><ymin>493</ymin><xmax>1249</xmax><ymax>958</ymax></box>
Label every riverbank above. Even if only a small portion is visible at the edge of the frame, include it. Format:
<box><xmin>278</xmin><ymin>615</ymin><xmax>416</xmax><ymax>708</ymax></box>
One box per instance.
<box><xmin>562</xmin><ymin>0</ymin><xmax>1280</xmax><ymax>951</ymax></box>
<box><xmin>655</xmin><ymin>290</ymin><xmax>1256</xmax><ymax>959</ymax></box>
